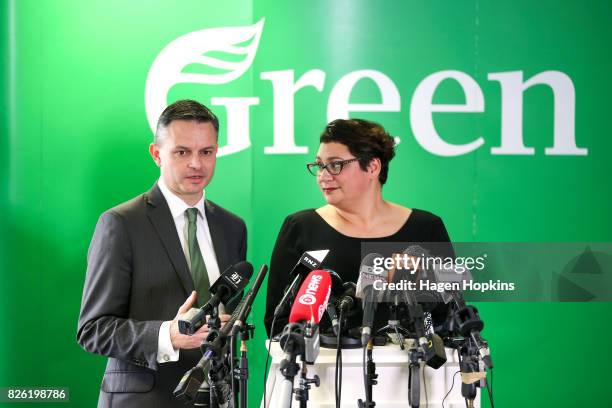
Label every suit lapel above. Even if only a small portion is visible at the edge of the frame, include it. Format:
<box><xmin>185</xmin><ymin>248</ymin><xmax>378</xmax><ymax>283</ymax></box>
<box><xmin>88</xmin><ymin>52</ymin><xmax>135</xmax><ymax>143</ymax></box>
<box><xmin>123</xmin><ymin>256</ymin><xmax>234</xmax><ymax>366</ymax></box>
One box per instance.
<box><xmin>205</xmin><ymin>200</ymin><xmax>228</xmax><ymax>271</ymax></box>
<box><xmin>145</xmin><ymin>184</ymin><xmax>194</xmax><ymax>296</ymax></box>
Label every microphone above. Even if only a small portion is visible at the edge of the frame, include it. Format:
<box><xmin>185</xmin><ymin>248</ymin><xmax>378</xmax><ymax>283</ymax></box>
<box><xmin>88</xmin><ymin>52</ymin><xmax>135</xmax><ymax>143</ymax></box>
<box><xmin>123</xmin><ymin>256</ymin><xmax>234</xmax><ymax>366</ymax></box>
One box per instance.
<box><xmin>231</xmin><ymin>264</ymin><xmax>268</xmax><ymax>336</ymax></box>
<box><xmin>356</xmin><ymin>253</ymin><xmax>387</xmax><ymax>346</ymax></box>
<box><xmin>338</xmin><ymin>282</ymin><xmax>357</xmax><ymax>312</ymax></box>
<box><xmin>326</xmin><ymin>269</ymin><xmax>346</xmax><ymax>297</ymax></box>
<box><xmin>281</xmin><ymin>270</ymin><xmax>332</xmax><ymax>364</ymax></box>
<box><xmin>289</xmin><ymin>270</ymin><xmax>332</xmax><ymax>324</ymax></box>
<box><xmin>273</xmin><ymin>250</ymin><xmax>330</xmax><ymax>318</ymax></box>
<box><xmin>324</xmin><ymin>269</ymin><xmax>346</xmax><ymax>335</ymax></box>
<box><xmin>329</xmin><ymin>282</ymin><xmax>358</xmax><ymax>336</ymax></box>
<box><xmin>179</xmin><ymin>261</ymin><xmax>254</xmax><ymax>335</ymax></box>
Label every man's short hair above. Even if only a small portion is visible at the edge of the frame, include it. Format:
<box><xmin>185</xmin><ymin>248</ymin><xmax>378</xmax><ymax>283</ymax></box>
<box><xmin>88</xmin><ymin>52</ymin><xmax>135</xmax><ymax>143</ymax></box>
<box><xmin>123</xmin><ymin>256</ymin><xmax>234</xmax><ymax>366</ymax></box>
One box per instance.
<box><xmin>154</xmin><ymin>99</ymin><xmax>219</xmax><ymax>145</ymax></box>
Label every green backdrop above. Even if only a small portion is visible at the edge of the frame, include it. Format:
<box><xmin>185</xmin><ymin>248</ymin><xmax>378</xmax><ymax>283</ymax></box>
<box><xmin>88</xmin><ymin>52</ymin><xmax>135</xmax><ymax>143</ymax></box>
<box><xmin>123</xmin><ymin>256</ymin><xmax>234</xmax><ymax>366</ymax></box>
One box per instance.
<box><xmin>1</xmin><ymin>0</ymin><xmax>611</xmax><ymax>406</ymax></box>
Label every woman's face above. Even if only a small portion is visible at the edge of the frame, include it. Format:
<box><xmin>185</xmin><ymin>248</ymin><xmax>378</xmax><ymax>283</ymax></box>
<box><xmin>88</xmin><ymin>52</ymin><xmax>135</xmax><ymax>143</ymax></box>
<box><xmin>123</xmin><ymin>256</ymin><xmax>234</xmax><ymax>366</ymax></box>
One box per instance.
<box><xmin>314</xmin><ymin>142</ymin><xmax>372</xmax><ymax>207</ymax></box>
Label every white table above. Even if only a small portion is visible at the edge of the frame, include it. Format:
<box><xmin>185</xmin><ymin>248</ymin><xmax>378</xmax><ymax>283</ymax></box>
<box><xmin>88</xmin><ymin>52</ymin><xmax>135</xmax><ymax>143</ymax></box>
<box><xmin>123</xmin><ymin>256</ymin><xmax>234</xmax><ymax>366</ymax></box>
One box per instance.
<box><xmin>261</xmin><ymin>340</ymin><xmax>481</xmax><ymax>408</ymax></box>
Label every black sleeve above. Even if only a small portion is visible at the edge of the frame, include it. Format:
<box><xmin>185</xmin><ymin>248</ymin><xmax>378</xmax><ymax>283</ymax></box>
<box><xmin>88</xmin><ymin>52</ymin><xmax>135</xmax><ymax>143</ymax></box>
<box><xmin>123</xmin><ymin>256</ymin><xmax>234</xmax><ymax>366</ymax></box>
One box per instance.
<box><xmin>429</xmin><ymin>214</ymin><xmax>455</xmax><ymax>257</ymax></box>
<box><xmin>264</xmin><ymin>215</ymin><xmax>302</xmax><ymax>337</ymax></box>
<box><xmin>428</xmin><ymin>215</ymin><xmax>456</xmax><ymax>326</ymax></box>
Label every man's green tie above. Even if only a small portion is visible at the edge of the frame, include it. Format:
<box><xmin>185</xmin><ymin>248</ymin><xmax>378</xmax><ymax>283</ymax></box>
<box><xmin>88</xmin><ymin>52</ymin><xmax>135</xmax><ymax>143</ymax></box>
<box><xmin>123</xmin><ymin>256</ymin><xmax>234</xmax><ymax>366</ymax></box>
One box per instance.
<box><xmin>186</xmin><ymin>208</ymin><xmax>210</xmax><ymax>307</ymax></box>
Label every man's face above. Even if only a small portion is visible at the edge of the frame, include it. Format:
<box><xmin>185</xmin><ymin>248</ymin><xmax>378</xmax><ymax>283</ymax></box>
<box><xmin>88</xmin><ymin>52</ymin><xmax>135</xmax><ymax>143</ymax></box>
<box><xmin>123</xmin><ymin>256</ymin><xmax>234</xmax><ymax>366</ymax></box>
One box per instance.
<box><xmin>149</xmin><ymin>120</ymin><xmax>218</xmax><ymax>205</ymax></box>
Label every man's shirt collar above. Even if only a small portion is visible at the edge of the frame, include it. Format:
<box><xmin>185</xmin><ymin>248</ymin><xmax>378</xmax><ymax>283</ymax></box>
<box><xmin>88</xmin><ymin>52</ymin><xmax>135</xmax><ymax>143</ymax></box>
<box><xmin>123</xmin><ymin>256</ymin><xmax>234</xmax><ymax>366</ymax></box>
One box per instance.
<box><xmin>157</xmin><ymin>178</ymin><xmax>206</xmax><ymax>219</ymax></box>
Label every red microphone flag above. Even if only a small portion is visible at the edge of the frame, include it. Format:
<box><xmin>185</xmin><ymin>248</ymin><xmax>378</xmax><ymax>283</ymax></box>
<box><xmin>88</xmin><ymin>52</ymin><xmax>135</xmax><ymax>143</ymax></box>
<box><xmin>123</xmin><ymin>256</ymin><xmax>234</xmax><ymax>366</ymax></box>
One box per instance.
<box><xmin>288</xmin><ymin>269</ymin><xmax>332</xmax><ymax>324</ymax></box>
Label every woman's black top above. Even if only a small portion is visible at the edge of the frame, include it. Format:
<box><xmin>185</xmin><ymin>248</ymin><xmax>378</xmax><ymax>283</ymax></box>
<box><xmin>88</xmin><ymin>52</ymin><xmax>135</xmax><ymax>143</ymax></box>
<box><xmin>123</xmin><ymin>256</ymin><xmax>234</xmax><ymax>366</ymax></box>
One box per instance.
<box><xmin>264</xmin><ymin>208</ymin><xmax>453</xmax><ymax>337</ymax></box>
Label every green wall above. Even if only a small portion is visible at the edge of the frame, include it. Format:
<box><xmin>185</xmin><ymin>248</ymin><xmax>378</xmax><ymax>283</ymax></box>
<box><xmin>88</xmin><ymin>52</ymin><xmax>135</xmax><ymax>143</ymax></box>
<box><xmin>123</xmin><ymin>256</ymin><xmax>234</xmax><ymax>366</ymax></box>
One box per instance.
<box><xmin>1</xmin><ymin>0</ymin><xmax>611</xmax><ymax>406</ymax></box>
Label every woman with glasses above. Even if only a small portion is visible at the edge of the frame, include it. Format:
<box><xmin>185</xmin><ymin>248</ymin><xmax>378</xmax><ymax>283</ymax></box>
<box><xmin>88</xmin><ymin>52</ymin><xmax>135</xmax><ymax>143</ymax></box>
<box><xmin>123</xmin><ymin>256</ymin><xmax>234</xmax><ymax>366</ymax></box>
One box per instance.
<box><xmin>264</xmin><ymin>119</ymin><xmax>452</xmax><ymax>338</ymax></box>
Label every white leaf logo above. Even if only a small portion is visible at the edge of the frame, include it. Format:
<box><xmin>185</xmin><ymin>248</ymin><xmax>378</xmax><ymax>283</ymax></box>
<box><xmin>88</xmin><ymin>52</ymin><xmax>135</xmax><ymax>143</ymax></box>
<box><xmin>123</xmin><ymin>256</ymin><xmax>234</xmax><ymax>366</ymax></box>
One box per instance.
<box><xmin>144</xmin><ymin>19</ymin><xmax>264</xmax><ymax>133</ymax></box>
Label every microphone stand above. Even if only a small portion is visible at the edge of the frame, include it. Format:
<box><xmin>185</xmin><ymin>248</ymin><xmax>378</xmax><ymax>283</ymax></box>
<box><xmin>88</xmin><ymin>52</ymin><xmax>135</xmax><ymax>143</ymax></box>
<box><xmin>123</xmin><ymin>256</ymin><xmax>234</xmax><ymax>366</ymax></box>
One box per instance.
<box><xmin>458</xmin><ymin>349</ymin><xmax>479</xmax><ymax>408</ymax></box>
<box><xmin>193</xmin><ymin>381</ymin><xmax>211</xmax><ymax>407</ymax></box>
<box><xmin>357</xmin><ymin>340</ymin><xmax>378</xmax><ymax>408</ymax></box>
<box><xmin>406</xmin><ymin>340</ymin><xmax>422</xmax><ymax>408</ymax></box>
<box><xmin>233</xmin><ymin>323</ymin><xmax>254</xmax><ymax>408</ymax></box>
<box><xmin>278</xmin><ymin>349</ymin><xmax>300</xmax><ymax>408</ymax></box>
<box><xmin>295</xmin><ymin>360</ymin><xmax>320</xmax><ymax>408</ymax></box>
<box><xmin>451</xmin><ymin>313</ymin><xmax>490</xmax><ymax>407</ymax></box>
<box><xmin>440</xmin><ymin>292</ymin><xmax>493</xmax><ymax>408</ymax></box>
<box><xmin>278</xmin><ymin>323</ymin><xmax>320</xmax><ymax>408</ymax></box>
<box><xmin>375</xmin><ymin>288</ymin><xmax>424</xmax><ymax>407</ymax></box>
<box><xmin>208</xmin><ymin>357</ymin><xmax>232</xmax><ymax>408</ymax></box>
<box><xmin>399</xmin><ymin>302</ymin><xmax>431</xmax><ymax>408</ymax></box>
<box><xmin>377</xmin><ymin>301</ymin><xmax>411</xmax><ymax>350</ymax></box>
<box><xmin>198</xmin><ymin>307</ymin><xmax>236</xmax><ymax>408</ymax></box>
<box><xmin>193</xmin><ymin>306</ymin><xmax>235</xmax><ymax>408</ymax></box>
<box><xmin>193</xmin><ymin>306</ymin><xmax>222</xmax><ymax>407</ymax></box>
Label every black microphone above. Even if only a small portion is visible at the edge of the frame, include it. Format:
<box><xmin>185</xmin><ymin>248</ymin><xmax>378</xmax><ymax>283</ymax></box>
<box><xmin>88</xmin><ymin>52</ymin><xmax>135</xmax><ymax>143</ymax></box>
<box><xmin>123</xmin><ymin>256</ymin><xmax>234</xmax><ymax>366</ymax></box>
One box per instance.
<box><xmin>273</xmin><ymin>250</ymin><xmax>330</xmax><ymax>317</ymax></box>
<box><xmin>230</xmin><ymin>264</ymin><xmax>268</xmax><ymax>335</ymax></box>
<box><xmin>325</xmin><ymin>269</ymin><xmax>345</xmax><ymax>335</ymax></box>
<box><xmin>338</xmin><ymin>282</ymin><xmax>357</xmax><ymax>312</ymax></box>
<box><xmin>326</xmin><ymin>269</ymin><xmax>345</xmax><ymax>296</ymax></box>
<box><xmin>179</xmin><ymin>261</ymin><xmax>253</xmax><ymax>335</ymax></box>
<box><xmin>328</xmin><ymin>282</ymin><xmax>358</xmax><ymax>336</ymax></box>
<box><xmin>356</xmin><ymin>253</ymin><xmax>387</xmax><ymax>346</ymax></box>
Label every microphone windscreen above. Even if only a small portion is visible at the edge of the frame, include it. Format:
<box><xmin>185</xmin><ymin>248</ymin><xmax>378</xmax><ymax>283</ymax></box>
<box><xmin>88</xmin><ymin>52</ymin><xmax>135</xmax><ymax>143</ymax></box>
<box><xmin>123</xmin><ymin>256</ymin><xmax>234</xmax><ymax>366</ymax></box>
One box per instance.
<box><xmin>356</xmin><ymin>253</ymin><xmax>386</xmax><ymax>299</ymax></box>
<box><xmin>288</xmin><ymin>270</ymin><xmax>332</xmax><ymax>324</ymax></box>
<box><xmin>211</xmin><ymin>261</ymin><xmax>253</xmax><ymax>297</ymax></box>
<box><xmin>324</xmin><ymin>268</ymin><xmax>345</xmax><ymax>296</ymax></box>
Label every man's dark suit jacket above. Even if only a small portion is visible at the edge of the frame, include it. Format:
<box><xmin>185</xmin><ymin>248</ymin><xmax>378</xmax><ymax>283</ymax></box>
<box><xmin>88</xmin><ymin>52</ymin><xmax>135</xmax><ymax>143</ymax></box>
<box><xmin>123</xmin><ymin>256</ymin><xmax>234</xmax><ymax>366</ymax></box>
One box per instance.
<box><xmin>77</xmin><ymin>184</ymin><xmax>247</xmax><ymax>408</ymax></box>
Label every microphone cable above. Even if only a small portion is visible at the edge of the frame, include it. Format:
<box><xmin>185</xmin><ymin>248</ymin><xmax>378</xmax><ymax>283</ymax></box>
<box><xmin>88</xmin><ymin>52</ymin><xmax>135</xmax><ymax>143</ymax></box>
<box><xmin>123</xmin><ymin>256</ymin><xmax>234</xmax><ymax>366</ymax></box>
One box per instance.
<box><xmin>362</xmin><ymin>344</ymin><xmax>367</xmax><ymax>402</ymax></box>
<box><xmin>441</xmin><ymin>370</ymin><xmax>460</xmax><ymax>408</ymax></box>
<box><xmin>486</xmin><ymin>368</ymin><xmax>495</xmax><ymax>408</ymax></box>
<box><xmin>422</xmin><ymin>363</ymin><xmax>428</xmax><ymax>408</ymax></box>
<box><xmin>230</xmin><ymin>334</ymin><xmax>236</xmax><ymax>408</ymax></box>
<box><xmin>334</xmin><ymin>307</ymin><xmax>344</xmax><ymax>408</ymax></box>
<box><xmin>263</xmin><ymin>314</ymin><xmax>277</xmax><ymax>408</ymax></box>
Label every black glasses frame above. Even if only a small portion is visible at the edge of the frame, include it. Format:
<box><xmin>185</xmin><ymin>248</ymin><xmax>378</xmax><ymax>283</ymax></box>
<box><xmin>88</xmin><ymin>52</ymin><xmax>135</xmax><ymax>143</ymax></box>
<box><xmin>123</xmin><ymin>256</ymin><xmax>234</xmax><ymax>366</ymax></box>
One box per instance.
<box><xmin>306</xmin><ymin>158</ymin><xmax>360</xmax><ymax>176</ymax></box>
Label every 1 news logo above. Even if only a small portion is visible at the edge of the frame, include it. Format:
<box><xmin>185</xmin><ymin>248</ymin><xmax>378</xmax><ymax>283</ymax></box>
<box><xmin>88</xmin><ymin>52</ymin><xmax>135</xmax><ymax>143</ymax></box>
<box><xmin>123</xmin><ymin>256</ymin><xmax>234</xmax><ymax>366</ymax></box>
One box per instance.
<box><xmin>298</xmin><ymin>273</ymin><xmax>323</xmax><ymax>306</ymax></box>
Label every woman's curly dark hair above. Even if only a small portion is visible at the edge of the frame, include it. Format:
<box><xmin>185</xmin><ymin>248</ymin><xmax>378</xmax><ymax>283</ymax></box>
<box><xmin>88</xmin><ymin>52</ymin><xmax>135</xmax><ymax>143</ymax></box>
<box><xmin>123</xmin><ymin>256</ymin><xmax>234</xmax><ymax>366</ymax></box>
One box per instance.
<box><xmin>320</xmin><ymin>119</ymin><xmax>396</xmax><ymax>185</ymax></box>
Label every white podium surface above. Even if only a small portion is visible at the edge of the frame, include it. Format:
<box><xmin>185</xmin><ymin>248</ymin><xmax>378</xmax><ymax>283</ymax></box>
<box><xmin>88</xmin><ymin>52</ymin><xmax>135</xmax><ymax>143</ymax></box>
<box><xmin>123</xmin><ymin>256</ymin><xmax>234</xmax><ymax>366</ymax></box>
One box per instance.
<box><xmin>261</xmin><ymin>341</ymin><xmax>480</xmax><ymax>408</ymax></box>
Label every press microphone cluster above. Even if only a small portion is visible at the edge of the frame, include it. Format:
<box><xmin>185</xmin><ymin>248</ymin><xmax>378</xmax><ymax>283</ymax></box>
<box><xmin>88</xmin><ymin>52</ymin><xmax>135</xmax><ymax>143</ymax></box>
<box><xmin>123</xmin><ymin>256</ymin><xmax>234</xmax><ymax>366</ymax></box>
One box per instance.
<box><xmin>424</xmin><ymin>255</ymin><xmax>493</xmax><ymax>369</ymax></box>
<box><xmin>402</xmin><ymin>245</ymin><xmax>494</xmax><ymax>406</ymax></box>
<box><xmin>173</xmin><ymin>262</ymin><xmax>269</xmax><ymax>407</ymax></box>
<box><xmin>174</xmin><ymin>274</ymin><xmax>251</xmax><ymax>404</ymax></box>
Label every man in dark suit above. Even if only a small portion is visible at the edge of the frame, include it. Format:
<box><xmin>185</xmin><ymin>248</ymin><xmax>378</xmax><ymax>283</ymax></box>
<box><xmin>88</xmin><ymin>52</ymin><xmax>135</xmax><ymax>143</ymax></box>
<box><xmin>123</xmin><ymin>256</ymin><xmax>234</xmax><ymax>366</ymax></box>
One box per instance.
<box><xmin>77</xmin><ymin>100</ymin><xmax>247</xmax><ymax>407</ymax></box>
